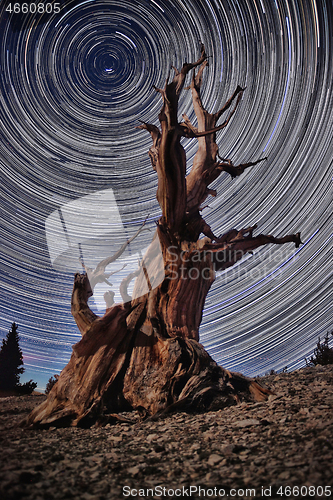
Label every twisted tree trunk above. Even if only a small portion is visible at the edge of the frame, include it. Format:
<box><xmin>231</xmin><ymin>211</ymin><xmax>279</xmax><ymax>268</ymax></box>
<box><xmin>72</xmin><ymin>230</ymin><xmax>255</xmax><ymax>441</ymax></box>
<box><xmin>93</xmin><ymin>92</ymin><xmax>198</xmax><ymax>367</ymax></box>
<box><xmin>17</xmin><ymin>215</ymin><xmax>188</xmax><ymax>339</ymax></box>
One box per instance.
<box><xmin>23</xmin><ymin>45</ymin><xmax>301</xmax><ymax>428</ymax></box>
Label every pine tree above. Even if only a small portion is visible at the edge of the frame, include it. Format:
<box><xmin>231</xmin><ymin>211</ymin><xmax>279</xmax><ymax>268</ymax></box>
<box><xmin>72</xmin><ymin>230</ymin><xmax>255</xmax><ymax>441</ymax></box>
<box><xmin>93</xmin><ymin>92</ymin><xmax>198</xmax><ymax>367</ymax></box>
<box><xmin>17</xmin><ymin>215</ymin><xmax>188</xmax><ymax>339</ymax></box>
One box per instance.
<box><xmin>45</xmin><ymin>374</ymin><xmax>59</xmax><ymax>395</ymax></box>
<box><xmin>0</xmin><ymin>322</ymin><xmax>24</xmax><ymax>391</ymax></box>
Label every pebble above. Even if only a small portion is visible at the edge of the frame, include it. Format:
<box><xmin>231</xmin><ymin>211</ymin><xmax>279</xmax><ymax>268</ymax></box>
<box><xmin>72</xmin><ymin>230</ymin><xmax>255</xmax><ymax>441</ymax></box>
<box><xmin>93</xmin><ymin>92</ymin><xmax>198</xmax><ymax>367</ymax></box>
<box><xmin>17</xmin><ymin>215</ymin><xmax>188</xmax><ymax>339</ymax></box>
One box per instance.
<box><xmin>0</xmin><ymin>364</ymin><xmax>332</xmax><ymax>499</ymax></box>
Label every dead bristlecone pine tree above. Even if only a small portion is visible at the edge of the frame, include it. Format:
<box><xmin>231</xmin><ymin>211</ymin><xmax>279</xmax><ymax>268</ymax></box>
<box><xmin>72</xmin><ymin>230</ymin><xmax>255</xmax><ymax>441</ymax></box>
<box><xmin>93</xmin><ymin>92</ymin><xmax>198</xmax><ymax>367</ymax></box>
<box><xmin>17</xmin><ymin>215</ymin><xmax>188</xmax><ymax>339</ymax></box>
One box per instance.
<box><xmin>24</xmin><ymin>45</ymin><xmax>302</xmax><ymax>428</ymax></box>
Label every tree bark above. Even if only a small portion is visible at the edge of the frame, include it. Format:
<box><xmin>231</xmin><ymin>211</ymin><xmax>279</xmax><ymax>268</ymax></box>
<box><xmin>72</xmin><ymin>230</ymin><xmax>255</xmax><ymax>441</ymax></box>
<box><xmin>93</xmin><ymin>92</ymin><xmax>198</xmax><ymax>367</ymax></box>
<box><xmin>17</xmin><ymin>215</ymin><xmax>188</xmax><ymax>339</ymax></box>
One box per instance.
<box><xmin>23</xmin><ymin>46</ymin><xmax>301</xmax><ymax>428</ymax></box>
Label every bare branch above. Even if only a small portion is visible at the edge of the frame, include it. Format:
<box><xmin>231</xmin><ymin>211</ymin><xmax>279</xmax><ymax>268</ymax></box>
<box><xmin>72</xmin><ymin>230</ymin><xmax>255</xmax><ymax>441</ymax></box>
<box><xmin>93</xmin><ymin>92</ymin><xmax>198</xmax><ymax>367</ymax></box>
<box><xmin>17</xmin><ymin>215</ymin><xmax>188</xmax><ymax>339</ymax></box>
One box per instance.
<box><xmin>214</xmin><ymin>157</ymin><xmax>268</xmax><ymax>180</ymax></box>
<box><xmin>171</xmin><ymin>65</ymin><xmax>179</xmax><ymax>76</ymax></box>
<box><xmin>203</xmin><ymin>229</ymin><xmax>302</xmax><ymax>271</ymax></box>
<box><xmin>119</xmin><ymin>269</ymin><xmax>140</xmax><ymax>303</ymax></box>
<box><xmin>180</xmin><ymin>88</ymin><xmax>242</xmax><ymax>142</ymax></box>
<box><xmin>152</xmin><ymin>85</ymin><xmax>164</xmax><ymax>95</ymax></box>
<box><xmin>95</xmin><ymin>218</ymin><xmax>149</xmax><ymax>271</ymax></box>
<box><xmin>137</xmin><ymin>122</ymin><xmax>161</xmax><ymax>171</ymax></box>
<box><xmin>141</xmin><ymin>259</ymin><xmax>152</xmax><ymax>292</ymax></box>
<box><xmin>136</xmin><ymin>121</ymin><xmax>161</xmax><ymax>141</ymax></box>
<box><xmin>216</xmin><ymin>225</ymin><xmax>257</xmax><ymax>243</ymax></box>
<box><xmin>71</xmin><ymin>273</ymin><xmax>98</xmax><ymax>336</ymax></box>
<box><xmin>104</xmin><ymin>290</ymin><xmax>115</xmax><ymax>310</ymax></box>
<box><xmin>181</xmin><ymin>91</ymin><xmax>244</xmax><ymax>139</ymax></box>
<box><xmin>181</xmin><ymin>113</ymin><xmax>198</xmax><ymax>134</ymax></box>
<box><xmin>193</xmin><ymin>59</ymin><xmax>209</xmax><ymax>89</ymax></box>
<box><xmin>181</xmin><ymin>43</ymin><xmax>206</xmax><ymax>73</ymax></box>
<box><xmin>81</xmin><ymin>218</ymin><xmax>149</xmax><ymax>292</ymax></box>
<box><xmin>215</xmin><ymin>85</ymin><xmax>245</xmax><ymax>121</ymax></box>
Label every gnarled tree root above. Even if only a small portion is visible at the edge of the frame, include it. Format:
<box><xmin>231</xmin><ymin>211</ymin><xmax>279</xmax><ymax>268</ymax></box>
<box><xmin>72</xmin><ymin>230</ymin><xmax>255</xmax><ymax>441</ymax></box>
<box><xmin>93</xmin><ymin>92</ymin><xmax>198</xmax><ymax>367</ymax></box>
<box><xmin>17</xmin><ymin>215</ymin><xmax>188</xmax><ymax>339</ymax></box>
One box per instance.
<box><xmin>22</xmin><ymin>321</ymin><xmax>271</xmax><ymax>428</ymax></box>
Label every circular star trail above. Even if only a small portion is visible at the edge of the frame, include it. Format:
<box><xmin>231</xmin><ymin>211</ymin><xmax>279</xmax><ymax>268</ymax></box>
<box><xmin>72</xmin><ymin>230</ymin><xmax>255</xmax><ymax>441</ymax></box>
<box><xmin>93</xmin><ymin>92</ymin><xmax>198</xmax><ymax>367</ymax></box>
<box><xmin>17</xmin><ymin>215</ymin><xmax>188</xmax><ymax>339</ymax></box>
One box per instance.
<box><xmin>0</xmin><ymin>0</ymin><xmax>332</xmax><ymax>389</ymax></box>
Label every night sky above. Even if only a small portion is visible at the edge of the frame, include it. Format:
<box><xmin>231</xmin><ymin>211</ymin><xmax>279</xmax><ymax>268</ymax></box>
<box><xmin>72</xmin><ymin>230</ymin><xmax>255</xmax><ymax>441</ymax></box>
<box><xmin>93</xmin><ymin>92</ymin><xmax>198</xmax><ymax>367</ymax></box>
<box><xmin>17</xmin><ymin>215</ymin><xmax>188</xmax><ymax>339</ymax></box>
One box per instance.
<box><xmin>0</xmin><ymin>0</ymin><xmax>332</xmax><ymax>391</ymax></box>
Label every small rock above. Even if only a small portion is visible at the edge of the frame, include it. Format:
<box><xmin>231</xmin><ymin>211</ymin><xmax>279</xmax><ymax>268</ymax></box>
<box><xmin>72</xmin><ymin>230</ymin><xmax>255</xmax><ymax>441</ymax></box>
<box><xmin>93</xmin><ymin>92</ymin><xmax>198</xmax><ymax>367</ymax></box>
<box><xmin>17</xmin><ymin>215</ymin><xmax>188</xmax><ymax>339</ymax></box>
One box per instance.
<box><xmin>107</xmin><ymin>435</ymin><xmax>122</xmax><ymax>442</ymax></box>
<box><xmin>278</xmin><ymin>470</ymin><xmax>290</xmax><ymax>480</ymax></box>
<box><xmin>127</xmin><ymin>465</ymin><xmax>141</xmax><ymax>475</ymax></box>
<box><xmin>235</xmin><ymin>419</ymin><xmax>260</xmax><ymax>427</ymax></box>
<box><xmin>146</xmin><ymin>433</ymin><xmax>159</xmax><ymax>443</ymax></box>
<box><xmin>207</xmin><ymin>453</ymin><xmax>223</xmax><ymax>466</ymax></box>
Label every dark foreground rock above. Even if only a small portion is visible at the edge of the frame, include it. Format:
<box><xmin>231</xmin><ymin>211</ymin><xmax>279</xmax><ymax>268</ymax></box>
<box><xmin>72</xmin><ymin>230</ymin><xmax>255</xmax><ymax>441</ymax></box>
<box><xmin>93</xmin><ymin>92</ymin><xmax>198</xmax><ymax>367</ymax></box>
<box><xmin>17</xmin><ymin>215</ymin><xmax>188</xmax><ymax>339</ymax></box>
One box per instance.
<box><xmin>0</xmin><ymin>365</ymin><xmax>332</xmax><ymax>500</ymax></box>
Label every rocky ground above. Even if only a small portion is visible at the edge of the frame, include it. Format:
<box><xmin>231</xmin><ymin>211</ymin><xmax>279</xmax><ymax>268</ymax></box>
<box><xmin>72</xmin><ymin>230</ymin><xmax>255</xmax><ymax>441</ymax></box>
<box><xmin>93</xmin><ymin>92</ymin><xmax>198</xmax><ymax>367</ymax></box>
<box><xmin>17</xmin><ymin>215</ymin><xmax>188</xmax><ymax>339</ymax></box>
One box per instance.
<box><xmin>0</xmin><ymin>364</ymin><xmax>332</xmax><ymax>500</ymax></box>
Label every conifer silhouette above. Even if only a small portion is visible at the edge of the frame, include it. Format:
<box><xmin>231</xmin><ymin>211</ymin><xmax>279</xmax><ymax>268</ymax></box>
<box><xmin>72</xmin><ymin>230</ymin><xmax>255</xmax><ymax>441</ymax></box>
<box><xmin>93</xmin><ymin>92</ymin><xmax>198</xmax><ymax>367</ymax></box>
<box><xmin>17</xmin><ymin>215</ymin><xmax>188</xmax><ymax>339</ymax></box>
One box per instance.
<box><xmin>0</xmin><ymin>322</ymin><xmax>24</xmax><ymax>391</ymax></box>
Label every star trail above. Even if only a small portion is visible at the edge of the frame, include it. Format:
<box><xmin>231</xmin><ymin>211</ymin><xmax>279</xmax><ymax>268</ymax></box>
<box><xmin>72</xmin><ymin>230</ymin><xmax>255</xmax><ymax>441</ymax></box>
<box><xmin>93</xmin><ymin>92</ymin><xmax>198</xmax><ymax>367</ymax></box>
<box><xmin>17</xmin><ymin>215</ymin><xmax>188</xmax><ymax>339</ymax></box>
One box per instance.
<box><xmin>0</xmin><ymin>0</ymin><xmax>332</xmax><ymax>390</ymax></box>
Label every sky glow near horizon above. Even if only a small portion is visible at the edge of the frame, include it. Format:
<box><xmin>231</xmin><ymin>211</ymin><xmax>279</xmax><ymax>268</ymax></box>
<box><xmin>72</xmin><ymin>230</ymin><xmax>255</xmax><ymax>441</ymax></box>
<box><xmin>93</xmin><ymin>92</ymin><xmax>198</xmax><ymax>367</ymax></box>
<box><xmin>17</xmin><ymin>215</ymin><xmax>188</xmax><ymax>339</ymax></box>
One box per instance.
<box><xmin>0</xmin><ymin>0</ymin><xmax>332</xmax><ymax>391</ymax></box>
